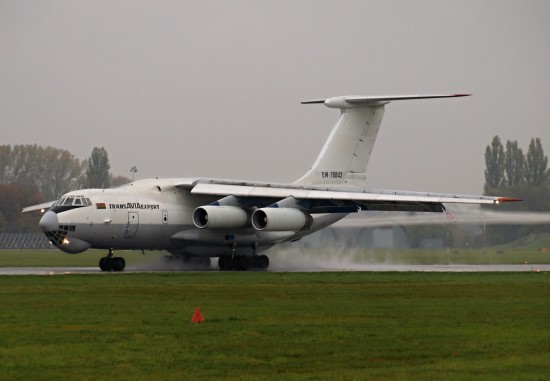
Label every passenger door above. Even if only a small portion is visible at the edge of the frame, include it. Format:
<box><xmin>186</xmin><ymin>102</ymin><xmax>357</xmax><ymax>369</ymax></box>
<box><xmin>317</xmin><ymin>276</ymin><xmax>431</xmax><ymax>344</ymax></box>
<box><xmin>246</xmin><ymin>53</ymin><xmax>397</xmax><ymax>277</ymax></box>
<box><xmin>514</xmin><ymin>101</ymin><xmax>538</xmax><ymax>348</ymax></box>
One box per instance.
<box><xmin>125</xmin><ymin>212</ymin><xmax>139</xmax><ymax>238</ymax></box>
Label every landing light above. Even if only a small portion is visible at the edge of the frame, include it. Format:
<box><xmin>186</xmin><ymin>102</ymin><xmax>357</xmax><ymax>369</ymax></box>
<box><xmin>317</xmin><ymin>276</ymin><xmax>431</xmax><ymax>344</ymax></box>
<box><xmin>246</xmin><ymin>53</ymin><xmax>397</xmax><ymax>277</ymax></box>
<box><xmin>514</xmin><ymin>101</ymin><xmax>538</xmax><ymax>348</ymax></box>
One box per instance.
<box><xmin>62</xmin><ymin>238</ymin><xmax>70</xmax><ymax>245</ymax></box>
<box><xmin>40</xmin><ymin>208</ymin><xmax>45</xmax><ymax>213</ymax></box>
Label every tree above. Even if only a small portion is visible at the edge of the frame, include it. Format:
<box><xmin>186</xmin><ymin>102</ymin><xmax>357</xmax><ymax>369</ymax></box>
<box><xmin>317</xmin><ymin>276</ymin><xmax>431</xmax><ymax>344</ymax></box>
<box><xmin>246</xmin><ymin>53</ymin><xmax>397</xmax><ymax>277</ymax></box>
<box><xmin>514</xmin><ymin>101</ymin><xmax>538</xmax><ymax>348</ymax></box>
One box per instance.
<box><xmin>85</xmin><ymin>147</ymin><xmax>111</xmax><ymax>188</ymax></box>
<box><xmin>111</xmin><ymin>175</ymin><xmax>131</xmax><ymax>187</ymax></box>
<box><xmin>45</xmin><ymin>147</ymin><xmax>86</xmax><ymax>199</ymax></box>
<box><xmin>504</xmin><ymin>140</ymin><xmax>525</xmax><ymax>187</ymax></box>
<box><xmin>0</xmin><ymin>145</ymin><xmax>11</xmax><ymax>184</ymax></box>
<box><xmin>0</xmin><ymin>144</ymin><xmax>84</xmax><ymax>200</ymax></box>
<box><xmin>481</xmin><ymin>136</ymin><xmax>550</xmax><ymax>245</ymax></box>
<box><xmin>484</xmin><ymin>135</ymin><xmax>505</xmax><ymax>194</ymax></box>
<box><xmin>524</xmin><ymin>137</ymin><xmax>549</xmax><ymax>186</ymax></box>
<box><xmin>0</xmin><ymin>184</ymin><xmax>43</xmax><ymax>233</ymax></box>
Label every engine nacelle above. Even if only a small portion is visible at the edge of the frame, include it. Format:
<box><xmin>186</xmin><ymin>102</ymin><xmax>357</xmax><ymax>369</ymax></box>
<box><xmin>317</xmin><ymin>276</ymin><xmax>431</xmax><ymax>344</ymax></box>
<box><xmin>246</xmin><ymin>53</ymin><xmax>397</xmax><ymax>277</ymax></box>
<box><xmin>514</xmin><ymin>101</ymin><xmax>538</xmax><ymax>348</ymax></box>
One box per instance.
<box><xmin>193</xmin><ymin>206</ymin><xmax>248</xmax><ymax>229</ymax></box>
<box><xmin>251</xmin><ymin>208</ymin><xmax>311</xmax><ymax>231</ymax></box>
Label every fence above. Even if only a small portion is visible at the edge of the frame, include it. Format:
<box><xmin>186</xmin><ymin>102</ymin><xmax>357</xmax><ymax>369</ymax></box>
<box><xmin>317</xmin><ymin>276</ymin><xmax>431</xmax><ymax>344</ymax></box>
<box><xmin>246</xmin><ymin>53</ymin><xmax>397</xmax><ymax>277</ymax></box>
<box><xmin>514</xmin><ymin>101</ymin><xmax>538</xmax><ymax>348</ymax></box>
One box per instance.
<box><xmin>0</xmin><ymin>233</ymin><xmax>52</xmax><ymax>249</ymax></box>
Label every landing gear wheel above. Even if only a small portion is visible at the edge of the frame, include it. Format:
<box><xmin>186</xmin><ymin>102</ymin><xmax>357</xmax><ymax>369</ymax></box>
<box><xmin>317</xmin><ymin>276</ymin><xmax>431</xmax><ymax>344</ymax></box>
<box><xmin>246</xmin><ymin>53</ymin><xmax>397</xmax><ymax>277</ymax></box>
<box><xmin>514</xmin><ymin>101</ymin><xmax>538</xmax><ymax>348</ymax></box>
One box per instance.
<box><xmin>218</xmin><ymin>255</ymin><xmax>233</xmax><ymax>270</ymax></box>
<box><xmin>99</xmin><ymin>257</ymin><xmax>108</xmax><ymax>271</ymax></box>
<box><xmin>218</xmin><ymin>254</ymin><xmax>270</xmax><ymax>271</ymax></box>
<box><xmin>114</xmin><ymin>257</ymin><xmax>126</xmax><ymax>271</ymax></box>
<box><xmin>233</xmin><ymin>255</ymin><xmax>250</xmax><ymax>271</ymax></box>
<box><xmin>99</xmin><ymin>249</ymin><xmax>126</xmax><ymax>272</ymax></box>
<box><xmin>257</xmin><ymin>255</ymin><xmax>269</xmax><ymax>270</ymax></box>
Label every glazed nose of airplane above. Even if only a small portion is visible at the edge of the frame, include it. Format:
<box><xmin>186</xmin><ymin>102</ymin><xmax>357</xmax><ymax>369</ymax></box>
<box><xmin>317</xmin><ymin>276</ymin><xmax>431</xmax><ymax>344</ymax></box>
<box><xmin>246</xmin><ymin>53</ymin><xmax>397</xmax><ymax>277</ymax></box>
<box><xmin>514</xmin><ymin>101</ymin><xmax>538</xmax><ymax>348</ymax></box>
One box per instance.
<box><xmin>39</xmin><ymin>211</ymin><xmax>59</xmax><ymax>232</ymax></box>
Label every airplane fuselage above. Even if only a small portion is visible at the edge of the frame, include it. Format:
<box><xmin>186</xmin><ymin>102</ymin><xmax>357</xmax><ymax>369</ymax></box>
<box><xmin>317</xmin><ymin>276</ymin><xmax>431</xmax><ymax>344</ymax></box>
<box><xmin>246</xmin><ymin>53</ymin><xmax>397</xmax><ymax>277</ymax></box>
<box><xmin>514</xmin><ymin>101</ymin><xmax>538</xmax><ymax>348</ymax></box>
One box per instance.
<box><xmin>41</xmin><ymin>178</ymin><xmax>344</xmax><ymax>259</ymax></box>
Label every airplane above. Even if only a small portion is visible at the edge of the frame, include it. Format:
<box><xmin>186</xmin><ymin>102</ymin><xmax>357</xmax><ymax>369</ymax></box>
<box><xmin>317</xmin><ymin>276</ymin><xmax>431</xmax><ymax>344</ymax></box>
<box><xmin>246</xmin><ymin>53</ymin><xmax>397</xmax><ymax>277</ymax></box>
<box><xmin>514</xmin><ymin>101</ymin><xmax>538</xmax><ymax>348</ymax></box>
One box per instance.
<box><xmin>22</xmin><ymin>94</ymin><xmax>519</xmax><ymax>271</ymax></box>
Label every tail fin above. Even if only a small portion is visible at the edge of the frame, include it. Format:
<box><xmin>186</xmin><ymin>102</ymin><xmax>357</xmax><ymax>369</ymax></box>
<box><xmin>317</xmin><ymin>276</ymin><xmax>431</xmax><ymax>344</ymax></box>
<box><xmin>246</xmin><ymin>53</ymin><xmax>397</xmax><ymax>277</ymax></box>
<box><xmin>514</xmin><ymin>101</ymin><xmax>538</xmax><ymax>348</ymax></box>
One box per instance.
<box><xmin>294</xmin><ymin>94</ymin><xmax>469</xmax><ymax>187</ymax></box>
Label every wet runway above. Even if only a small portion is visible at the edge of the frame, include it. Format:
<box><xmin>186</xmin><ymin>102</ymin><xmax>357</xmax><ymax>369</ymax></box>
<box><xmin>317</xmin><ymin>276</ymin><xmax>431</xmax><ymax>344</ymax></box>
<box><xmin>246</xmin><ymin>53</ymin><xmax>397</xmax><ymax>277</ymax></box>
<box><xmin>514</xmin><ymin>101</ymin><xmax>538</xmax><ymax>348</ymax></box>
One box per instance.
<box><xmin>0</xmin><ymin>264</ymin><xmax>549</xmax><ymax>275</ymax></box>
<box><xmin>0</xmin><ymin>267</ymin><xmax>101</xmax><ymax>275</ymax></box>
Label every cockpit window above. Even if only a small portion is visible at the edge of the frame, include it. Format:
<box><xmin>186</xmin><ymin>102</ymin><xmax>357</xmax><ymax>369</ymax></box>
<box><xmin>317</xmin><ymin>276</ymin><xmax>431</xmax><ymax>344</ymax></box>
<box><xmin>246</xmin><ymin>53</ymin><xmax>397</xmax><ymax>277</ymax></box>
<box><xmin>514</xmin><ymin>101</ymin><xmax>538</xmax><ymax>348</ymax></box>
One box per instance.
<box><xmin>51</xmin><ymin>195</ymin><xmax>92</xmax><ymax>212</ymax></box>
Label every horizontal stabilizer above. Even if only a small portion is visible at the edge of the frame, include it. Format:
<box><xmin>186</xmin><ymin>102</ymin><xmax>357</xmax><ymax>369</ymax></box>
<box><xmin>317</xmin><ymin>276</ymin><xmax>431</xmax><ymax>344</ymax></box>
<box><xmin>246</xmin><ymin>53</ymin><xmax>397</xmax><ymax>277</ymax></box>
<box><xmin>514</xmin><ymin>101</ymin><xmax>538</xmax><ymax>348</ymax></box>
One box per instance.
<box><xmin>302</xmin><ymin>94</ymin><xmax>470</xmax><ymax>108</ymax></box>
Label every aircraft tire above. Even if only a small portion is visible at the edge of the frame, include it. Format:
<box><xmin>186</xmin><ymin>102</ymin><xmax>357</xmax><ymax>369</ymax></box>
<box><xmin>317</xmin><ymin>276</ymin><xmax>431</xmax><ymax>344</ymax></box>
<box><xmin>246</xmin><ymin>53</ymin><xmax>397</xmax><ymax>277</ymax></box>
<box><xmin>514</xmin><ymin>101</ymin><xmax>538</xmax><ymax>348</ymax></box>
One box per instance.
<box><xmin>99</xmin><ymin>257</ymin><xmax>108</xmax><ymax>271</ymax></box>
<box><xmin>218</xmin><ymin>255</ymin><xmax>233</xmax><ymax>270</ymax></box>
<box><xmin>114</xmin><ymin>257</ymin><xmax>125</xmax><ymax>271</ymax></box>
<box><xmin>233</xmin><ymin>255</ymin><xmax>250</xmax><ymax>271</ymax></box>
<box><xmin>98</xmin><ymin>256</ymin><xmax>125</xmax><ymax>271</ymax></box>
<box><xmin>257</xmin><ymin>255</ymin><xmax>269</xmax><ymax>270</ymax></box>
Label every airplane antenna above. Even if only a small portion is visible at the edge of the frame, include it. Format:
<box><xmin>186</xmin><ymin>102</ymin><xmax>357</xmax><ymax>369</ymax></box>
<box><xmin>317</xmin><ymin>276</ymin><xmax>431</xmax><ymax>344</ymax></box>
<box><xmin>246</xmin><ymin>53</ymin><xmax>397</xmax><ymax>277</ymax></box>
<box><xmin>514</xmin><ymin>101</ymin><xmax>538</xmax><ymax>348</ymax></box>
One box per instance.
<box><xmin>130</xmin><ymin>166</ymin><xmax>138</xmax><ymax>181</ymax></box>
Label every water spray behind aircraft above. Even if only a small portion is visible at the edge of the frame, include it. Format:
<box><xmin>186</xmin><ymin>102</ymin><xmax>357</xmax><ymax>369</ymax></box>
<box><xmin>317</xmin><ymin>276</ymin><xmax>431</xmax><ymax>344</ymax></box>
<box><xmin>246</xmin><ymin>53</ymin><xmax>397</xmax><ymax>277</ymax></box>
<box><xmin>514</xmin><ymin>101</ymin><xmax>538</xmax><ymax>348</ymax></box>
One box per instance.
<box><xmin>268</xmin><ymin>206</ymin><xmax>550</xmax><ymax>271</ymax></box>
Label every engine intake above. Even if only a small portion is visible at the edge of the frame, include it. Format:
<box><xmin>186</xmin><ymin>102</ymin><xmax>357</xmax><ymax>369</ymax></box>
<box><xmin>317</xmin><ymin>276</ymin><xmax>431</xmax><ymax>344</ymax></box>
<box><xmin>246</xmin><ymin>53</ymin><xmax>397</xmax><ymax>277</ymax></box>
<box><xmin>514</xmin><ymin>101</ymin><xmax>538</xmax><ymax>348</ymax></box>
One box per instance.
<box><xmin>193</xmin><ymin>206</ymin><xmax>248</xmax><ymax>229</ymax></box>
<box><xmin>251</xmin><ymin>208</ymin><xmax>311</xmax><ymax>231</ymax></box>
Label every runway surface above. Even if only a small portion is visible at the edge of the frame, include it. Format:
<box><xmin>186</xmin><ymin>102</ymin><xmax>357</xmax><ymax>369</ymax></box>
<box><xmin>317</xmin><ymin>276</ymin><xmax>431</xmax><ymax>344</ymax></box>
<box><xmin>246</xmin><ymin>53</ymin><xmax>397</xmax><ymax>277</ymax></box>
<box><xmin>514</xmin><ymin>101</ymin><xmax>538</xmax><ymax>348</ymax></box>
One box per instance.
<box><xmin>0</xmin><ymin>264</ymin><xmax>549</xmax><ymax>275</ymax></box>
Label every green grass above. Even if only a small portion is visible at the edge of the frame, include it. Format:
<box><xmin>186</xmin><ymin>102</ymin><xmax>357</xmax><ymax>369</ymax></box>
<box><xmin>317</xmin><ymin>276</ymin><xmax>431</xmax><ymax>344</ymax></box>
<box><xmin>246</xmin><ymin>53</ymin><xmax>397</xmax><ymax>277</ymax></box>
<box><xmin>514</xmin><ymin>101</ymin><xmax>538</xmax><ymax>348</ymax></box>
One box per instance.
<box><xmin>1</xmin><ymin>246</ymin><xmax>550</xmax><ymax>268</ymax></box>
<box><xmin>352</xmin><ymin>247</ymin><xmax>550</xmax><ymax>265</ymax></box>
<box><xmin>498</xmin><ymin>233</ymin><xmax>550</xmax><ymax>250</ymax></box>
<box><xmin>0</xmin><ymin>272</ymin><xmax>549</xmax><ymax>380</ymax></box>
<box><xmin>0</xmin><ymin>249</ymin><xmax>166</xmax><ymax>267</ymax></box>
<box><xmin>275</xmin><ymin>246</ymin><xmax>550</xmax><ymax>266</ymax></box>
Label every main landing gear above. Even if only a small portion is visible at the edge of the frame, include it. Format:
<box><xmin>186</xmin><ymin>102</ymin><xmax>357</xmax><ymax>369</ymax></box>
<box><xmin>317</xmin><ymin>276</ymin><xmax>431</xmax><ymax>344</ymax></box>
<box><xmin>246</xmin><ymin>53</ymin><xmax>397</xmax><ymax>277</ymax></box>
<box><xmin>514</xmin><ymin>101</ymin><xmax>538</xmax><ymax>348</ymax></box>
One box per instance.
<box><xmin>162</xmin><ymin>255</ymin><xmax>211</xmax><ymax>270</ymax></box>
<box><xmin>99</xmin><ymin>249</ymin><xmax>126</xmax><ymax>272</ymax></box>
<box><xmin>218</xmin><ymin>254</ymin><xmax>269</xmax><ymax>271</ymax></box>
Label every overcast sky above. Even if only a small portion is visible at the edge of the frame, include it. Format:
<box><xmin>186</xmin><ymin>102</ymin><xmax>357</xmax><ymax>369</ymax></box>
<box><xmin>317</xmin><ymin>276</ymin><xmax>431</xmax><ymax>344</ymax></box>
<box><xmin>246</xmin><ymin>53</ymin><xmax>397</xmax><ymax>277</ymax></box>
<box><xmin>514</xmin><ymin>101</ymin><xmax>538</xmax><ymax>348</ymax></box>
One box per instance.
<box><xmin>1</xmin><ymin>0</ymin><xmax>549</xmax><ymax>195</ymax></box>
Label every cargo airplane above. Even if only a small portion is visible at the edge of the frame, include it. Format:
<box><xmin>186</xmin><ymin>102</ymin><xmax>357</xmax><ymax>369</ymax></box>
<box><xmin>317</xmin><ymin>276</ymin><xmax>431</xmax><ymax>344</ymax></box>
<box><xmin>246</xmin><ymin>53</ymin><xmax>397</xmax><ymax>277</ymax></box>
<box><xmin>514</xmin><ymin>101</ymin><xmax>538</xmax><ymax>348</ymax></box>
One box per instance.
<box><xmin>23</xmin><ymin>94</ymin><xmax>519</xmax><ymax>271</ymax></box>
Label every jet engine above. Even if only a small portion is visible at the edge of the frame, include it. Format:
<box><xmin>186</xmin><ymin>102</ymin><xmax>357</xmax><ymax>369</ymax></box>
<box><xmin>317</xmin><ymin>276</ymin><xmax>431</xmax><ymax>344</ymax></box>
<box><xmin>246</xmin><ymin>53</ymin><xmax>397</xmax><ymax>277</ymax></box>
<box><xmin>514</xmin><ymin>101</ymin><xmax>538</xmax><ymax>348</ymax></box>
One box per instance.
<box><xmin>193</xmin><ymin>205</ymin><xmax>249</xmax><ymax>229</ymax></box>
<box><xmin>251</xmin><ymin>208</ymin><xmax>311</xmax><ymax>231</ymax></box>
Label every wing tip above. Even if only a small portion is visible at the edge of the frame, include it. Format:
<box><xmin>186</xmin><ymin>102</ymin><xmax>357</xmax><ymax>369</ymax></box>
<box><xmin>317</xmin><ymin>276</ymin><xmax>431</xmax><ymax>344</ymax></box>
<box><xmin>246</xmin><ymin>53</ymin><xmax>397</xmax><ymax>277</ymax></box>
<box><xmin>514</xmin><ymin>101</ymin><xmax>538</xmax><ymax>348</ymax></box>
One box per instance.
<box><xmin>496</xmin><ymin>197</ymin><xmax>522</xmax><ymax>204</ymax></box>
<box><xmin>301</xmin><ymin>99</ymin><xmax>325</xmax><ymax>104</ymax></box>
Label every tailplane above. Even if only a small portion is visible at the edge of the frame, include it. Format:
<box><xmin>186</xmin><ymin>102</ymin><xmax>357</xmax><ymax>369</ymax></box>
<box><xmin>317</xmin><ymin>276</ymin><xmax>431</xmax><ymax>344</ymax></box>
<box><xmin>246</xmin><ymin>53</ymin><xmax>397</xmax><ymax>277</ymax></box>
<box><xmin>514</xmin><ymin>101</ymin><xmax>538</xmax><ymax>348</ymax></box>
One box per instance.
<box><xmin>294</xmin><ymin>94</ymin><xmax>469</xmax><ymax>187</ymax></box>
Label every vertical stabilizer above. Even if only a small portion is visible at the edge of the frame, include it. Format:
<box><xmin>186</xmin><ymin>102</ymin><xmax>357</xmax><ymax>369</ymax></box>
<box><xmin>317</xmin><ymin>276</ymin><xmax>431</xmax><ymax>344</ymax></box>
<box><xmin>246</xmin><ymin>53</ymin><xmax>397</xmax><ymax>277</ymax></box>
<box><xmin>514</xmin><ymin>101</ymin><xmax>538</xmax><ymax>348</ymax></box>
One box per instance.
<box><xmin>294</xmin><ymin>94</ymin><xmax>469</xmax><ymax>187</ymax></box>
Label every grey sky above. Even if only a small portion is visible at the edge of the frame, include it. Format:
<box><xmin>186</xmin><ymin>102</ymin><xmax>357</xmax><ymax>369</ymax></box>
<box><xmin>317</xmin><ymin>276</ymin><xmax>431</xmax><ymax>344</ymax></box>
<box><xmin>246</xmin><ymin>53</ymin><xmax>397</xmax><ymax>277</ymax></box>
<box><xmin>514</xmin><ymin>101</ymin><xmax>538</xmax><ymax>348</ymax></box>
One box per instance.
<box><xmin>1</xmin><ymin>0</ymin><xmax>549</xmax><ymax>195</ymax></box>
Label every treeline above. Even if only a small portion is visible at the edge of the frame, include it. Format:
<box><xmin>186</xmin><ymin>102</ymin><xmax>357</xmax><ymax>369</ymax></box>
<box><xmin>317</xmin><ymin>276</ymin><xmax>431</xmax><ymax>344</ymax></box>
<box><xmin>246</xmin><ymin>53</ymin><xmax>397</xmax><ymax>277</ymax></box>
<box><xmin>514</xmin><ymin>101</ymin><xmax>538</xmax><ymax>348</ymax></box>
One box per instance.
<box><xmin>403</xmin><ymin>135</ymin><xmax>550</xmax><ymax>247</ymax></box>
<box><xmin>0</xmin><ymin>145</ymin><xmax>130</xmax><ymax>233</ymax></box>
<box><xmin>484</xmin><ymin>136</ymin><xmax>550</xmax><ymax>210</ymax></box>
<box><xmin>483</xmin><ymin>136</ymin><xmax>550</xmax><ymax>244</ymax></box>
<box><xmin>0</xmin><ymin>184</ymin><xmax>44</xmax><ymax>233</ymax></box>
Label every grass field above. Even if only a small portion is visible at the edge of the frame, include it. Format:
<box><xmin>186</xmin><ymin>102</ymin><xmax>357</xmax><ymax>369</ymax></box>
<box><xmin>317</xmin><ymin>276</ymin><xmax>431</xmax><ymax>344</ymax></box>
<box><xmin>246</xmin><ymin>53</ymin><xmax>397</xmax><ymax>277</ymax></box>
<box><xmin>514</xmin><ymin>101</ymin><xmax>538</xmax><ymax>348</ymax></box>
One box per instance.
<box><xmin>1</xmin><ymin>272</ymin><xmax>549</xmax><ymax>380</ymax></box>
<box><xmin>0</xmin><ymin>245</ymin><xmax>549</xmax><ymax>268</ymax></box>
<box><xmin>0</xmin><ymin>249</ymin><xmax>164</xmax><ymax>268</ymax></box>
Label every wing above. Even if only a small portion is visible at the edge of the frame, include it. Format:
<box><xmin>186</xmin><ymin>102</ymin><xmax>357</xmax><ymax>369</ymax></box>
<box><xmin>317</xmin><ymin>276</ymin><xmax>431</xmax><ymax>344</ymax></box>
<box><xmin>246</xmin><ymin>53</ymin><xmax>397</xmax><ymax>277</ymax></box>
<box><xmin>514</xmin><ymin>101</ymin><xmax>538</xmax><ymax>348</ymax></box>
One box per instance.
<box><xmin>21</xmin><ymin>201</ymin><xmax>56</xmax><ymax>213</ymax></box>
<box><xmin>181</xmin><ymin>179</ymin><xmax>519</xmax><ymax>214</ymax></box>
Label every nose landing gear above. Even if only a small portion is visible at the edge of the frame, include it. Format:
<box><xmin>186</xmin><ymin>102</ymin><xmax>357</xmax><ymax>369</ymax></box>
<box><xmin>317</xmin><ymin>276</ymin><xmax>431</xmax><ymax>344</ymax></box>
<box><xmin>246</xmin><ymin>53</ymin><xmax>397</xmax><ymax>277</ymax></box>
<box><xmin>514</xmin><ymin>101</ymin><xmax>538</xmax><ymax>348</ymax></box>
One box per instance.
<box><xmin>99</xmin><ymin>249</ymin><xmax>126</xmax><ymax>272</ymax></box>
